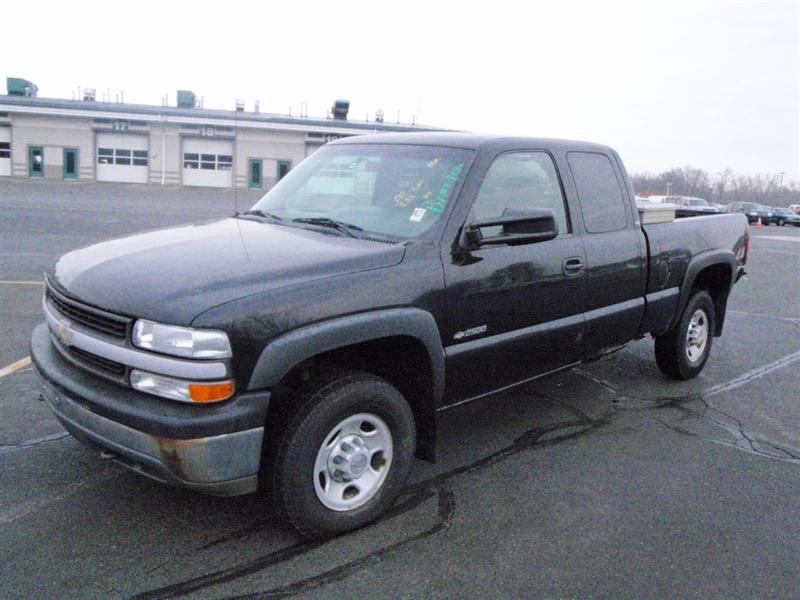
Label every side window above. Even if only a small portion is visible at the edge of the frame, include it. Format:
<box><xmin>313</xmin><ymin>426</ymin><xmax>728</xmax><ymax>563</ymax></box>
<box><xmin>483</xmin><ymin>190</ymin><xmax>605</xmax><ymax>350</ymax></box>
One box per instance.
<box><xmin>567</xmin><ymin>152</ymin><xmax>628</xmax><ymax>233</ymax></box>
<box><xmin>472</xmin><ymin>151</ymin><xmax>570</xmax><ymax>236</ymax></box>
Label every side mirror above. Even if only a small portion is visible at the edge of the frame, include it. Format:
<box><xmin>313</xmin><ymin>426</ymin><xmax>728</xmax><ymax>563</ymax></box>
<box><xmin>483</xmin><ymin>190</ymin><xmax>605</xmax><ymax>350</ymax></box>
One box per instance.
<box><xmin>460</xmin><ymin>208</ymin><xmax>558</xmax><ymax>250</ymax></box>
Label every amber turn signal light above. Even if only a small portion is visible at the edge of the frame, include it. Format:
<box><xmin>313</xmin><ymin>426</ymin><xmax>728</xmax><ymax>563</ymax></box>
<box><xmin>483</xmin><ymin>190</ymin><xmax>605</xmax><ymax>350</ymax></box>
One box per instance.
<box><xmin>188</xmin><ymin>381</ymin><xmax>235</xmax><ymax>403</ymax></box>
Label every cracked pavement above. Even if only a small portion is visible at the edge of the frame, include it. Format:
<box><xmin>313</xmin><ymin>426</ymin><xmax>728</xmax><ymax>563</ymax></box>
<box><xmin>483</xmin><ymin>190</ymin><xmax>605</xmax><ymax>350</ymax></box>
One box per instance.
<box><xmin>1</xmin><ymin>181</ymin><xmax>798</xmax><ymax>599</ymax></box>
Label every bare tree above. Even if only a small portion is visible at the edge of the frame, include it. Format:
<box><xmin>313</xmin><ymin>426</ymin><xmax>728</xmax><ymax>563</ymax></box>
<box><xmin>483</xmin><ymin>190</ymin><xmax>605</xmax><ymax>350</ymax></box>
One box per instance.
<box><xmin>632</xmin><ymin>167</ymin><xmax>799</xmax><ymax>207</ymax></box>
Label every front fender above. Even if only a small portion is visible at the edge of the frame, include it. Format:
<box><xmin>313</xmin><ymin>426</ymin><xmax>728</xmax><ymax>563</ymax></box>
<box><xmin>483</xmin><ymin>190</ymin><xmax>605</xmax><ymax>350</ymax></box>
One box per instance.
<box><xmin>246</xmin><ymin>308</ymin><xmax>445</xmax><ymax>407</ymax></box>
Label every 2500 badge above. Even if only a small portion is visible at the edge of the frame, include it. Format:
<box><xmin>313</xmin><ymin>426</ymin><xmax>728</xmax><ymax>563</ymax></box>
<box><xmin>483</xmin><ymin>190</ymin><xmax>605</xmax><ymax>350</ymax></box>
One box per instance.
<box><xmin>453</xmin><ymin>325</ymin><xmax>488</xmax><ymax>340</ymax></box>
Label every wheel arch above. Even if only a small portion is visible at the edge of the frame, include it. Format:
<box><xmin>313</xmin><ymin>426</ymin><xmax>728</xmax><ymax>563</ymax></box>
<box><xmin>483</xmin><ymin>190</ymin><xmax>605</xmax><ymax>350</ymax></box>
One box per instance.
<box><xmin>248</xmin><ymin>308</ymin><xmax>445</xmax><ymax>462</ymax></box>
<box><xmin>673</xmin><ymin>251</ymin><xmax>736</xmax><ymax>337</ymax></box>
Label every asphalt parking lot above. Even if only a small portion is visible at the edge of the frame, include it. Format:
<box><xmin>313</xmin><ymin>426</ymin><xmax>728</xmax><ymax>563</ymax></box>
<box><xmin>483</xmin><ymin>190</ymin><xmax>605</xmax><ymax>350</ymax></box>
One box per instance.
<box><xmin>1</xmin><ymin>179</ymin><xmax>798</xmax><ymax>599</ymax></box>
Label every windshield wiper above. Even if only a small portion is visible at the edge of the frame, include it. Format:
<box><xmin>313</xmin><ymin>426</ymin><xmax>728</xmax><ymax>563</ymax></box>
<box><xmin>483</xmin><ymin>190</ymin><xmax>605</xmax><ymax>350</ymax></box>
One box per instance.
<box><xmin>240</xmin><ymin>209</ymin><xmax>282</xmax><ymax>222</ymax></box>
<box><xmin>292</xmin><ymin>217</ymin><xmax>364</xmax><ymax>238</ymax></box>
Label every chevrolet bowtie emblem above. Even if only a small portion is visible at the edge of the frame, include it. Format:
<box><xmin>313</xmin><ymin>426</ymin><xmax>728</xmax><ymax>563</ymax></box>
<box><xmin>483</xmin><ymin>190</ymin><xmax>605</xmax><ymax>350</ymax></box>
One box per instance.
<box><xmin>54</xmin><ymin>321</ymin><xmax>73</xmax><ymax>347</ymax></box>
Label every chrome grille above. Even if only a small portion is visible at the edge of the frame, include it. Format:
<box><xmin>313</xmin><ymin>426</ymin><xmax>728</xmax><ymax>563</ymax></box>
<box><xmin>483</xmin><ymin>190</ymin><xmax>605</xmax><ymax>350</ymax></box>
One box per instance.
<box><xmin>46</xmin><ymin>282</ymin><xmax>130</xmax><ymax>339</ymax></box>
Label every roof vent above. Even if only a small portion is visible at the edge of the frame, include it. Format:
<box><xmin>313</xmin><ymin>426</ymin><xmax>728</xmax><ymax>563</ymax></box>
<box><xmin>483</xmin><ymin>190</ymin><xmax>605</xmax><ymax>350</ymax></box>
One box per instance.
<box><xmin>331</xmin><ymin>99</ymin><xmax>350</xmax><ymax>120</ymax></box>
<box><xmin>177</xmin><ymin>90</ymin><xmax>197</xmax><ymax>108</ymax></box>
<box><xmin>235</xmin><ymin>99</ymin><xmax>245</xmax><ymax>112</ymax></box>
<box><xmin>375</xmin><ymin>108</ymin><xmax>384</xmax><ymax>123</ymax></box>
<box><xmin>83</xmin><ymin>88</ymin><xmax>96</xmax><ymax>101</ymax></box>
<box><xmin>6</xmin><ymin>77</ymin><xmax>38</xmax><ymax>97</ymax></box>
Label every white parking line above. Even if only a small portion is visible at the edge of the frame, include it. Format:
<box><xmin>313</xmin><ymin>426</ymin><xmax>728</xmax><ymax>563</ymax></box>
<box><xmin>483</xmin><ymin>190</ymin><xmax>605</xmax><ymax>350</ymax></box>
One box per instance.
<box><xmin>729</xmin><ymin>310</ymin><xmax>800</xmax><ymax>323</ymax></box>
<box><xmin>703</xmin><ymin>349</ymin><xmax>800</xmax><ymax>399</ymax></box>
<box><xmin>0</xmin><ymin>356</ymin><xmax>32</xmax><ymax>378</ymax></box>
<box><xmin>755</xmin><ymin>235</ymin><xmax>800</xmax><ymax>243</ymax></box>
<box><xmin>0</xmin><ymin>469</ymin><xmax>120</xmax><ymax>524</ymax></box>
<box><xmin>755</xmin><ymin>248</ymin><xmax>799</xmax><ymax>256</ymax></box>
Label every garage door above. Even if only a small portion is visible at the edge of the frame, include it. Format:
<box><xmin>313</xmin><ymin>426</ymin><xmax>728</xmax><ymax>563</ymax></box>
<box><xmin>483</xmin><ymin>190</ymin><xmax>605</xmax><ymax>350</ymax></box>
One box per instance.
<box><xmin>182</xmin><ymin>139</ymin><xmax>233</xmax><ymax>188</ymax></box>
<box><xmin>96</xmin><ymin>133</ymin><xmax>149</xmax><ymax>183</ymax></box>
<box><xmin>0</xmin><ymin>127</ymin><xmax>10</xmax><ymax>177</ymax></box>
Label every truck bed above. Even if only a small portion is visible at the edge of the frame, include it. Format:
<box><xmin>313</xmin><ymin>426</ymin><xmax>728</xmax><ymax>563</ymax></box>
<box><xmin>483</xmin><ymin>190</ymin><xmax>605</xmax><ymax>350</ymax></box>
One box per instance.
<box><xmin>639</xmin><ymin>213</ymin><xmax>748</xmax><ymax>336</ymax></box>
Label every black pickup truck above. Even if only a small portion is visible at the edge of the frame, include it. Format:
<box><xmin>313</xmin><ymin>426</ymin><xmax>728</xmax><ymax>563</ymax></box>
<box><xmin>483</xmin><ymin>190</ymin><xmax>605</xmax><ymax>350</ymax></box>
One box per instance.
<box><xmin>31</xmin><ymin>133</ymin><xmax>748</xmax><ymax>538</ymax></box>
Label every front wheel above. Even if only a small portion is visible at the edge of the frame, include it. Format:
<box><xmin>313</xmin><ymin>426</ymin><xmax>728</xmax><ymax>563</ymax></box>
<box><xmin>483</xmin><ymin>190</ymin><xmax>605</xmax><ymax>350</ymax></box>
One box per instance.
<box><xmin>655</xmin><ymin>290</ymin><xmax>715</xmax><ymax>380</ymax></box>
<box><xmin>778</xmin><ymin>219</ymin><xmax>785</xmax><ymax>227</ymax></box>
<box><xmin>270</xmin><ymin>369</ymin><xmax>415</xmax><ymax>539</ymax></box>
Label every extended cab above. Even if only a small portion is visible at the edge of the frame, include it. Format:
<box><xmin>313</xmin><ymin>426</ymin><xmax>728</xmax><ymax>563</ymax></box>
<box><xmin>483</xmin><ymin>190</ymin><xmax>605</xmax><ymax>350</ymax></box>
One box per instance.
<box><xmin>31</xmin><ymin>133</ymin><xmax>748</xmax><ymax>538</ymax></box>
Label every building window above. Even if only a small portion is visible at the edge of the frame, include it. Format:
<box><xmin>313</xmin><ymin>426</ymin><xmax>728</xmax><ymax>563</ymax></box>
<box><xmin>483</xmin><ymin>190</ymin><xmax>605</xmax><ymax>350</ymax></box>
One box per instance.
<box><xmin>184</xmin><ymin>152</ymin><xmax>232</xmax><ymax>171</ymax></box>
<box><xmin>277</xmin><ymin>160</ymin><xmax>291</xmax><ymax>181</ymax></box>
<box><xmin>0</xmin><ymin>141</ymin><xmax>10</xmax><ymax>159</ymax></box>
<box><xmin>183</xmin><ymin>153</ymin><xmax>199</xmax><ymax>169</ymax></box>
<box><xmin>218</xmin><ymin>155</ymin><xmax>233</xmax><ymax>171</ymax></box>
<box><xmin>29</xmin><ymin>146</ymin><xmax>44</xmax><ymax>177</ymax></box>
<box><xmin>133</xmin><ymin>150</ymin><xmax>148</xmax><ymax>166</ymax></box>
<box><xmin>98</xmin><ymin>148</ymin><xmax>114</xmax><ymax>164</ymax></box>
<box><xmin>98</xmin><ymin>147</ymin><xmax>148</xmax><ymax>166</ymax></box>
<box><xmin>115</xmin><ymin>149</ymin><xmax>132</xmax><ymax>165</ymax></box>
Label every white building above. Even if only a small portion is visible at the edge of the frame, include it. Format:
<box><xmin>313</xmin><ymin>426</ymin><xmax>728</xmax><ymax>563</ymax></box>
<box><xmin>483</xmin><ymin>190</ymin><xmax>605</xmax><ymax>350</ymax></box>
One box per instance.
<box><xmin>0</xmin><ymin>88</ymin><xmax>441</xmax><ymax>190</ymax></box>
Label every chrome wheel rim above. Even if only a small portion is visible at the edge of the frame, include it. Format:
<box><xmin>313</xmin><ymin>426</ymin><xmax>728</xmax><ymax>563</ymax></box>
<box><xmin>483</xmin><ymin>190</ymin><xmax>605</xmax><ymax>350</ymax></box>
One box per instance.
<box><xmin>685</xmin><ymin>309</ymin><xmax>709</xmax><ymax>363</ymax></box>
<box><xmin>313</xmin><ymin>413</ymin><xmax>393</xmax><ymax>511</ymax></box>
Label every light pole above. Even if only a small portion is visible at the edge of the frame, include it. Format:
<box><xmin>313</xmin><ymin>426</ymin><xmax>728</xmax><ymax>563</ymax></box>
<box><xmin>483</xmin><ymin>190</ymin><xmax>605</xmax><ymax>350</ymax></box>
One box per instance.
<box><xmin>779</xmin><ymin>172</ymin><xmax>785</xmax><ymax>188</ymax></box>
<box><xmin>665</xmin><ymin>182</ymin><xmax>672</xmax><ymax>197</ymax></box>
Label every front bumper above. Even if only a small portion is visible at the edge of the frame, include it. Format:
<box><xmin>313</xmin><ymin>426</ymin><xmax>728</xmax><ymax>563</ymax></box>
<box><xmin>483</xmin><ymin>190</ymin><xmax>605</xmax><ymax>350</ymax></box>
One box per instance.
<box><xmin>31</xmin><ymin>323</ymin><xmax>268</xmax><ymax>496</ymax></box>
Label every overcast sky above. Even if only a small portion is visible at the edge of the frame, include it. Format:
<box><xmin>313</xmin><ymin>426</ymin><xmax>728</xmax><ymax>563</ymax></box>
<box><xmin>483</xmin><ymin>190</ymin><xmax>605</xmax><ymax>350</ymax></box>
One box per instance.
<box><xmin>2</xmin><ymin>0</ymin><xmax>798</xmax><ymax>181</ymax></box>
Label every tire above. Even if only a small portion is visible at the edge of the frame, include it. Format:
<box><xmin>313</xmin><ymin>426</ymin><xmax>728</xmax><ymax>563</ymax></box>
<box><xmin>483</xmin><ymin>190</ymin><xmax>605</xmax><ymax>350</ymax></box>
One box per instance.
<box><xmin>655</xmin><ymin>290</ymin><xmax>715</xmax><ymax>380</ymax></box>
<box><xmin>270</xmin><ymin>368</ymin><xmax>415</xmax><ymax>539</ymax></box>
<box><xmin>778</xmin><ymin>220</ymin><xmax>785</xmax><ymax>227</ymax></box>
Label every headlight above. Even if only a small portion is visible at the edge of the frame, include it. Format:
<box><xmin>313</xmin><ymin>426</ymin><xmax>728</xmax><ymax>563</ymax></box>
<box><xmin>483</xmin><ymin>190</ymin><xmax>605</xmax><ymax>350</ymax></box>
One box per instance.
<box><xmin>130</xmin><ymin>370</ymin><xmax>234</xmax><ymax>403</ymax></box>
<box><xmin>748</xmin><ymin>212</ymin><xmax>757</xmax><ymax>216</ymax></box>
<box><xmin>132</xmin><ymin>320</ymin><xmax>232</xmax><ymax>359</ymax></box>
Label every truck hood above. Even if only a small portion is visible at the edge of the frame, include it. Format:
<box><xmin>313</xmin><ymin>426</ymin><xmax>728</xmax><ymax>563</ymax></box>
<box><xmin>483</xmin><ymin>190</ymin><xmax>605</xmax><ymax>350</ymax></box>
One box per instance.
<box><xmin>50</xmin><ymin>218</ymin><xmax>405</xmax><ymax>326</ymax></box>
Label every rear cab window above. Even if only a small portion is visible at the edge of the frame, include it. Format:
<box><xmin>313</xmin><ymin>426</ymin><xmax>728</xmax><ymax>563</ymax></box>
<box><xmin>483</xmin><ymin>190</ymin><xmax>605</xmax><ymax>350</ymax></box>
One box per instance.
<box><xmin>567</xmin><ymin>152</ymin><xmax>628</xmax><ymax>233</ymax></box>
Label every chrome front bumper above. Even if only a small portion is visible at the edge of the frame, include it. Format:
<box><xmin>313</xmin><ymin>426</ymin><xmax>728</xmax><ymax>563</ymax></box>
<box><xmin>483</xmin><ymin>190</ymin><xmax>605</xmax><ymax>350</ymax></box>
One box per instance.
<box><xmin>37</xmin><ymin>369</ymin><xmax>264</xmax><ymax>496</ymax></box>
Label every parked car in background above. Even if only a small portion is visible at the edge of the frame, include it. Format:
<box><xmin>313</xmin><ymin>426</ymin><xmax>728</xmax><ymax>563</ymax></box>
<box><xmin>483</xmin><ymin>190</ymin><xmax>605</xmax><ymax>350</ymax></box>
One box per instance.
<box><xmin>758</xmin><ymin>205</ymin><xmax>776</xmax><ymax>225</ymax></box>
<box><xmin>788</xmin><ymin>204</ymin><xmax>800</xmax><ymax>215</ymax></box>
<box><xmin>771</xmin><ymin>207</ymin><xmax>800</xmax><ymax>227</ymax></box>
<box><xmin>727</xmin><ymin>202</ymin><xmax>771</xmax><ymax>224</ymax></box>
<box><xmin>673</xmin><ymin>197</ymin><xmax>720</xmax><ymax>217</ymax></box>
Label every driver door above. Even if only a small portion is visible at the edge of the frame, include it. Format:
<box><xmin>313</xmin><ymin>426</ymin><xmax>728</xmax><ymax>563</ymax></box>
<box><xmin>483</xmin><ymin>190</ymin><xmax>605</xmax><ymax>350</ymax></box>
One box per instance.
<box><xmin>442</xmin><ymin>150</ymin><xmax>586</xmax><ymax>405</ymax></box>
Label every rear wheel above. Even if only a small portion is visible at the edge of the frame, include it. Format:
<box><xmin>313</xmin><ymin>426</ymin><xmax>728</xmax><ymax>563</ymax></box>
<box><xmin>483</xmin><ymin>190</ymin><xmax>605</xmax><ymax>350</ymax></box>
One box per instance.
<box><xmin>269</xmin><ymin>368</ymin><xmax>415</xmax><ymax>539</ymax></box>
<box><xmin>778</xmin><ymin>219</ymin><xmax>785</xmax><ymax>227</ymax></box>
<box><xmin>655</xmin><ymin>290</ymin><xmax>715</xmax><ymax>380</ymax></box>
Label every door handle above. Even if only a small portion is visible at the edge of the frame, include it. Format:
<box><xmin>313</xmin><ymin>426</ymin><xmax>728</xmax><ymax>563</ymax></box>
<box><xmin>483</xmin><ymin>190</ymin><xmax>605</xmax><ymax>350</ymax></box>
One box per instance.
<box><xmin>562</xmin><ymin>257</ymin><xmax>585</xmax><ymax>276</ymax></box>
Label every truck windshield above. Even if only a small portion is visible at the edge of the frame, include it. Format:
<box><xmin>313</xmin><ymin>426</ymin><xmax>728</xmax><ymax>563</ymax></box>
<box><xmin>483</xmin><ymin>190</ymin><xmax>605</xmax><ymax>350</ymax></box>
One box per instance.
<box><xmin>249</xmin><ymin>144</ymin><xmax>473</xmax><ymax>240</ymax></box>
